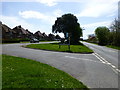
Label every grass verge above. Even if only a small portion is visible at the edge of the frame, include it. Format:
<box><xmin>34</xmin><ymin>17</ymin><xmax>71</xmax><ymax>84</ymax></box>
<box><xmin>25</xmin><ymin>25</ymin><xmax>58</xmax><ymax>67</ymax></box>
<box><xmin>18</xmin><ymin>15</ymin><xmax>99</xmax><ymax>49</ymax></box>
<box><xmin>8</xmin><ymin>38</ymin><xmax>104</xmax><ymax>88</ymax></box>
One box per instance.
<box><xmin>86</xmin><ymin>41</ymin><xmax>120</xmax><ymax>50</ymax></box>
<box><xmin>2</xmin><ymin>54</ymin><xmax>88</xmax><ymax>89</ymax></box>
<box><xmin>106</xmin><ymin>45</ymin><xmax>120</xmax><ymax>50</ymax></box>
<box><xmin>26</xmin><ymin>43</ymin><xmax>93</xmax><ymax>53</ymax></box>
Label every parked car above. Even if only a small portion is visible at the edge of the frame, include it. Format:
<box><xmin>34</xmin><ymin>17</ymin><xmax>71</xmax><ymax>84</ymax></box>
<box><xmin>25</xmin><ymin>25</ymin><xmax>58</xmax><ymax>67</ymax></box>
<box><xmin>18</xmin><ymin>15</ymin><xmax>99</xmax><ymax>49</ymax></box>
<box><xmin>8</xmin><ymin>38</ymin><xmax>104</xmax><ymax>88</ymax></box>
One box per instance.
<box><xmin>30</xmin><ymin>38</ymin><xmax>39</xmax><ymax>43</ymax></box>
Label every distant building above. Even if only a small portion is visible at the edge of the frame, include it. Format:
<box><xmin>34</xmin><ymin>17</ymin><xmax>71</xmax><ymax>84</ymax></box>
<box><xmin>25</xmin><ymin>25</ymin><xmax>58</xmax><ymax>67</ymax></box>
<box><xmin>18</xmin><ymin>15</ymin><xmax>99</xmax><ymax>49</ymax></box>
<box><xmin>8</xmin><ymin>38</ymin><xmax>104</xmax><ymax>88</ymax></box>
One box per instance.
<box><xmin>88</xmin><ymin>34</ymin><xmax>98</xmax><ymax>43</ymax></box>
<box><xmin>48</xmin><ymin>33</ymin><xmax>55</xmax><ymax>41</ymax></box>
<box><xmin>2</xmin><ymin>24</ymin><xmax>14</xmax><ymax>39</ymax></box>
<box><xmin>34</xmin><ymin>31</ymin><xmax>44</xmax><ymax>40</ymax></box>
<box><xmin>12</xmin><ymin>25</ymin><xmax>33</xmax><ymax>39</ymax></box>
<box><xmin>88</xmin><ymin>34</ymin><xmax>96</xmax><ymax>39</ymax></box>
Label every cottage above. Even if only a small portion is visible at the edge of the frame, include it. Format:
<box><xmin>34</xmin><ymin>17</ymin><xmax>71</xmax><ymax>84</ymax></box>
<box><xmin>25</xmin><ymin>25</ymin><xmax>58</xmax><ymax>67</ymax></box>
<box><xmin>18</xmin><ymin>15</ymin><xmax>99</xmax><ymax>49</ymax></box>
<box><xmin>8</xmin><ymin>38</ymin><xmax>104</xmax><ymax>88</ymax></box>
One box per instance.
<box><xmin>34</xmin><ymin>31</ymin><xmax>44</xmax><ymax>40</ymax></box>
<box><xmin>12</xmin><ymin>25</ymin><xmax>32</xmax><ymax>39</ymax></box>
<box><xmin>2</xmin><ymin>24</ymin><xmax>13</xmax><ymax>39</ymax></box>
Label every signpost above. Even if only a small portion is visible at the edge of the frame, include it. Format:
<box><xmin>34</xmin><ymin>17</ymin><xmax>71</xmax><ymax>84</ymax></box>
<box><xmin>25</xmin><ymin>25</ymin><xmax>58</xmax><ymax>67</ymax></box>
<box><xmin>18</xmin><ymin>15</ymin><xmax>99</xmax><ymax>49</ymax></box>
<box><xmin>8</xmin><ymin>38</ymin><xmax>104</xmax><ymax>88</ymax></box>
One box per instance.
<box><xmin>59</xmin><ymin>33</ymin><xmax>71</xmax><ymax>50</ymax></box>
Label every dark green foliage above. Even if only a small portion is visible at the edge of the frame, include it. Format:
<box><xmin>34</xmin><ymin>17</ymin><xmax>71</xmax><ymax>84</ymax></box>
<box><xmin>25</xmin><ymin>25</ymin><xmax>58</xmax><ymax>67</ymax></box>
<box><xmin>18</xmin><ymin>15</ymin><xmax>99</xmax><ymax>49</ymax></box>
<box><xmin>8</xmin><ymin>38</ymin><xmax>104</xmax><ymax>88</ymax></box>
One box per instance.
<box><xmin>95</xmin><ymin>27</ymin><xmax>109</xmax><ymax>45</ymax></box>
<box><xmin>2</xmin><ymin>38</ymin><xmax>30</xmax><ymax>43</ymax></box>
<box><xmin>2</xmin><ymin>38</ymin><xmax>20</xmax><ymax>43</ymax></box>
<box><xmin>108</xmin><ymin>19</ymin><xmax>120</xmax><ymax>46</ymax></box>
<box><xmin>52</xmin><ymin>13</ymin><xmax>82</xmax><ymax>44</ymax></box>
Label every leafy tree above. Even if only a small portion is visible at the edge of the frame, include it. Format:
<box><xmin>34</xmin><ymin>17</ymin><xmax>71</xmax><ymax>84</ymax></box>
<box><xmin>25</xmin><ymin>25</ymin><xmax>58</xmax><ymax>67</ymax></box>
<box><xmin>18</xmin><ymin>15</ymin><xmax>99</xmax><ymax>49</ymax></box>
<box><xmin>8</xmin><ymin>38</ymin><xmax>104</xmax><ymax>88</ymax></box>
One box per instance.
<box><xmin>95</xmin><ymin>27</ymin><xmax>110</xmax><ymax>45</ymax></box>
<box><xmin>109</xmin><ymin>19</ymin><xmax>120</xmax><ymax>46</ymax></box>
<box><xmin>52</xmin><ymin>13</ymin><xmax>82</xmax><ymax>44</ymax></box>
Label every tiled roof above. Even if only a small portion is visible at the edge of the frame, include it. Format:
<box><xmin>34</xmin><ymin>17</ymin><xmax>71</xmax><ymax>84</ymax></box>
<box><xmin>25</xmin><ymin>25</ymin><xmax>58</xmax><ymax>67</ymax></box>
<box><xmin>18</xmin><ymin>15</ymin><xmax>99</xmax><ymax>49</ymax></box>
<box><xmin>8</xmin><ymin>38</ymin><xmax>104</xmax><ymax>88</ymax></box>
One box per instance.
<box><xmin>2</xmin><ymin>24</ymin><xmax>11</xmax><ymax>32</ymax></box>
<box><xmin>34</xmin><ymin>31</ymin><xmax>44</xmax><ymax>37</ymax></box>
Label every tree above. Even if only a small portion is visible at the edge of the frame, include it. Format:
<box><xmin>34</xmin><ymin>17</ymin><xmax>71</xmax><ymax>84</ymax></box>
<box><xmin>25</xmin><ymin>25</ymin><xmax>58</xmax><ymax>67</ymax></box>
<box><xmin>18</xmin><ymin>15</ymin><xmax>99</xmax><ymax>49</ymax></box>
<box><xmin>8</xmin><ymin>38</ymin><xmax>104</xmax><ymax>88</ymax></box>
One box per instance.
<box><xmin>109</xmin><ymin>19</ymin><xmax>120</xmax><ymax>46</ymax></box>
<box><xmin>95</xmin><ymin>27</ymin><xmax>109</xmax><ymax>45</ymax></box>
<box><xmin>52</xmin><ymin>13</ymin><xmax>82</xmax><ymax>44</ymax></box>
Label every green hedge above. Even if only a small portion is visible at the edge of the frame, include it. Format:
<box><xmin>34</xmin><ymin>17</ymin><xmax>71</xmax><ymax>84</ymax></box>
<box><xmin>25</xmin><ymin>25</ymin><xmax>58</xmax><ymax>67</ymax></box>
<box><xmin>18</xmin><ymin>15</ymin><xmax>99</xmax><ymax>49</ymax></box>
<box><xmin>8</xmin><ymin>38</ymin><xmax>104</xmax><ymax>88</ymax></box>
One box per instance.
<box><xmin>2</xmin><ymin>39</ymin><xmax>20</xmax><ymax>43</ymax></box>
<box><xmin>2</xmin><ymin>38</ymin><xmax>30</xmax><ymax>43</ymax></box>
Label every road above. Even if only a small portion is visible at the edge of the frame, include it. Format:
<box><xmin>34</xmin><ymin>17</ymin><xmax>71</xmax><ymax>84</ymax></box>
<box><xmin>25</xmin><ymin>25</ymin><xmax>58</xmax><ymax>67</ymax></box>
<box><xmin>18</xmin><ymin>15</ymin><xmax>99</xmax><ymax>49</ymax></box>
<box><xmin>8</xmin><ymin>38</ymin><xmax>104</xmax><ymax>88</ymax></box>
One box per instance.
<box><xmin>2</xmin><ymin>42</ymin><xmax>119</xmax><ymax>88</ymax></box>
<box><xmin>82</xmin><ymin>42</ymin><xmax>119</xmax><ymax>70</ymax></box>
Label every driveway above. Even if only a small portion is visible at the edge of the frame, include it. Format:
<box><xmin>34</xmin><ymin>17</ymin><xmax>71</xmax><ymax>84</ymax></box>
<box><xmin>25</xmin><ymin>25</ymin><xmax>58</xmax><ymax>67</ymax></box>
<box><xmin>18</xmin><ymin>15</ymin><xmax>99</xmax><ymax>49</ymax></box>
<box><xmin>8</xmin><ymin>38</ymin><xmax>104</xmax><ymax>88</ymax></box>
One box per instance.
<box><xmin>2</xmin><ymin>42</ymin><xmax>119</xmax><ymax>88</ymax></box>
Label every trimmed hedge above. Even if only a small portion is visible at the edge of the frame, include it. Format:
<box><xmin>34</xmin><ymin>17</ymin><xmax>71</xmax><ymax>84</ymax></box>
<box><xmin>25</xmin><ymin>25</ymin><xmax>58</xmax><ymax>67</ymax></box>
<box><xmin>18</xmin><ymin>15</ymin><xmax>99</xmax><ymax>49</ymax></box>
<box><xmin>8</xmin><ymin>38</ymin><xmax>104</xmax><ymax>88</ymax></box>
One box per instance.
<box><xmin>2</xmin><ymin>39</ymin><xmax>20</xmax><ymax>43</ymax></box>
<box><xmin>2</xmin><ymin>38</ymin><xmax>30</xmax><ymax>43</ymax></box>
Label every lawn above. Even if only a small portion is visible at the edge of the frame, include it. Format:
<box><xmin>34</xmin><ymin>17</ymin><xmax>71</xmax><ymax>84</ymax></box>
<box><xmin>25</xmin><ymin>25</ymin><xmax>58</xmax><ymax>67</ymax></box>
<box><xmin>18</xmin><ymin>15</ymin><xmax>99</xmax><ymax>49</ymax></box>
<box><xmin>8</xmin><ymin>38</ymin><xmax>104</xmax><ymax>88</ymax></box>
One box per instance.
<box><xmin>106</xmin><ymin>45</ymin><xmax>120</xmax><ymax>50</ymax></box>
<box><xmin>26</xmin><ymin>43</ymin><xmax>93</xmax><ymax>53</ymax></box>
<box><xmin>2</xmin><ymin>54</ymin><xmax>89</xmax><ymax>89</ymax></box>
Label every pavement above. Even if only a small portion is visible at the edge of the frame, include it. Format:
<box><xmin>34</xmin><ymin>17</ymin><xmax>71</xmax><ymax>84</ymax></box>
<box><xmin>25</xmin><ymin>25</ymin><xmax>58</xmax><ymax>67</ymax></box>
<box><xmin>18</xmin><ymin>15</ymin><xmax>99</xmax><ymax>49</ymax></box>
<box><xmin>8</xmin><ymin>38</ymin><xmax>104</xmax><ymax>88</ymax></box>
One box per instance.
<box><xmin>2</xmin><ymin>42</ymin><xmax>119</xmax><ymax>88</ymax></box>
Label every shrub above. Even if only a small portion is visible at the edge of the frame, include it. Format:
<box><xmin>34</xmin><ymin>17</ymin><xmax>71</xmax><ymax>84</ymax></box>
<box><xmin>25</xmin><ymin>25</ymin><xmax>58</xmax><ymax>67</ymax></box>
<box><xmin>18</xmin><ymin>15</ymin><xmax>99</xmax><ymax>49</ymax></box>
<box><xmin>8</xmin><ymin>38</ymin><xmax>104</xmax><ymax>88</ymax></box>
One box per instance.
<box><xmin>2</xmin><ymin>38</ymin><xmax>20</xmax><ymax>43</ymax></box>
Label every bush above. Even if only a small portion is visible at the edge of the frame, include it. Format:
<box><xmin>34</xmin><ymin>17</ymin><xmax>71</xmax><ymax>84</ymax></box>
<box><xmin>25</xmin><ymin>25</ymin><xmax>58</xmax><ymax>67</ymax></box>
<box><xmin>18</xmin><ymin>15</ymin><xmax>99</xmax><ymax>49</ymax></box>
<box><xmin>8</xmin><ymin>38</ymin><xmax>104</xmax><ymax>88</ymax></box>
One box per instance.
<box><xmin>19</xmin><ymin>38</ymin><xmax>30</xmax><ymax>42</ymax></box>
<box><xmin>2</xmin><ymin>38</ymin><xmax>20</xmax><ymax>43</ymax></box>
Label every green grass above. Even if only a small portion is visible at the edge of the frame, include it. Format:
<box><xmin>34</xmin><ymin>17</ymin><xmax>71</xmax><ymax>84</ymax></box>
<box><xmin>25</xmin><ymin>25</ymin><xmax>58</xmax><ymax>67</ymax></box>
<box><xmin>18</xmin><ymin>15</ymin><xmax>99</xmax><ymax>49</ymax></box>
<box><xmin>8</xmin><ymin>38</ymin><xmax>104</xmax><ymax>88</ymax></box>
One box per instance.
<box><xmin>2</xmin><ymin>54</ymin><xmax>88</xmax><ymax>89</ymax></box>
<box><xmin>85</xmin><ymin>41</ymin><xmax>120</xmax><ymax>50</ymax></box>
<box><xmin>106</xmin><ymin>45</ymin><xmax>120</xmax><ymax>50</ymax></box>
<box><xmin>26</xmin><ymin>43</ymin><xmax>93</xmax><ymax>53</ymax></box>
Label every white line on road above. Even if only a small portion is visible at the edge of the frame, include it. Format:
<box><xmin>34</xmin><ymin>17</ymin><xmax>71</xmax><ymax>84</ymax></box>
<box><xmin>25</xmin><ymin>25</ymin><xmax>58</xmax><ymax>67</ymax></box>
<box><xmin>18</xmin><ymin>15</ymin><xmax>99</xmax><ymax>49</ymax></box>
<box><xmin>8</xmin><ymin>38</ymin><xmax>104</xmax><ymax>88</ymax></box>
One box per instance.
<box><xmin>93</xmin><ymin>53</ymin><xmax>120</xmax><ymax>74</ymax></box>
<box><xmin>65</xmin><ymin>56</ymin><xmax>102</xmax><ymax>63</ymax></box>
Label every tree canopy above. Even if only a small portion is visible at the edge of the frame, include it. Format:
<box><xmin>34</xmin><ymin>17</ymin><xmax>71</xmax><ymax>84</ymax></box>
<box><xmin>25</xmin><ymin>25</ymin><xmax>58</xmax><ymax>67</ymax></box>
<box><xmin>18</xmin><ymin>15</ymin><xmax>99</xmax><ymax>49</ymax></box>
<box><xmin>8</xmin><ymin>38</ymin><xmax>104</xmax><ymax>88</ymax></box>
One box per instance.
<box><xmin>95</xmin><ymin>26</ymin><xmax>109</xmax><ymax>45</ymax></box>
<box><xmin>52</xmin><ymin>13</ymin><xmax>82</xmax><ymax>44</ymax></box>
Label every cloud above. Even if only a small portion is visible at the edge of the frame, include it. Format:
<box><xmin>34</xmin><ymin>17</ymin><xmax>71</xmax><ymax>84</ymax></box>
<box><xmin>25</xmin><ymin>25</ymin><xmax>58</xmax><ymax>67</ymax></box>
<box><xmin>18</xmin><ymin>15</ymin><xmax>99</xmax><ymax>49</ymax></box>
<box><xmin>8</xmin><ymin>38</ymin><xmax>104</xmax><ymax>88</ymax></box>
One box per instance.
<box><xmin>35</xmin><ymin>0</ymin><xmax>119</xmax><ymax>17</ymax></box>
<box><xmin>82</xmin><ymin>21</ymin><xmax>112</xmax><ymax>28</ymax></box>
<box><xmin>53</xmin><ymin>9</ymin><xmax>63</xmax><ymax>17</ymax></box>
<box><xmin>36</xmin><ymin>0</ymin><xmax>57</xmax><ymax>6</ymax></box>
<box><xmin>0</xmin><ymin>15</ymin><xmax>41</xmax><ymax>33</ymax></box>
<box><xmin>19</xmin><ymin>11</ymin><xmax>47</xmax><ymax>19</ymax></box>
<box><xmin>19</xmin><ymin>10</ymin><xmax>64</xmax><ymax>25</ymax></box>
<box><xmin>75</xmin><ymin>0</ymin><xmax>119</xmax><ymax>17</ymax></box>
<box><xmin>81</xmin><ymin>20</ymin><xmax>113</xmax><ymax>39</ymax></box>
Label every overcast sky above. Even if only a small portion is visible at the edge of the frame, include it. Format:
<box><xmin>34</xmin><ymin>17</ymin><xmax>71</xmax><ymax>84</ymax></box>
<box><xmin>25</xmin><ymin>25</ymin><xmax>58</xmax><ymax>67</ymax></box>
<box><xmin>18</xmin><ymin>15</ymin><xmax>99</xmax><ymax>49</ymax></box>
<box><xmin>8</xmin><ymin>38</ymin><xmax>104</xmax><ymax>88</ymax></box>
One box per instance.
<box><xmin>0</xmin><ymin>0</ymin><xmax>119</xmax><ymax>39</ymax></box>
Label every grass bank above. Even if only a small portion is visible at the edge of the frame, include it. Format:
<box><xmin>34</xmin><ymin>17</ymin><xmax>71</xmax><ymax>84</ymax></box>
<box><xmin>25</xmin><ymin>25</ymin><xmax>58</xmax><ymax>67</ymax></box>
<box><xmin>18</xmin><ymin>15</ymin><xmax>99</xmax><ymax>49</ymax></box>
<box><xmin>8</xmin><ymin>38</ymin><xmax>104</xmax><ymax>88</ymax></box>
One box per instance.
<box><xmin>26</xmin><ymin>43</ymin><xmax>93</xmax><ymax>53</ymax></box>
<box><xmin>106</xmin><ymin>45</ymin><xmax>120</xmax><ymax>50</ymax></box>
<box><xmin>2</xmin><ymin>54</ymin><xmax>88</xmax><ymax>89</ymax></box>
<box><xmin>86</xmin><ymin>41</ymin><xmax>120</xmax><ymax>50</ymax></box>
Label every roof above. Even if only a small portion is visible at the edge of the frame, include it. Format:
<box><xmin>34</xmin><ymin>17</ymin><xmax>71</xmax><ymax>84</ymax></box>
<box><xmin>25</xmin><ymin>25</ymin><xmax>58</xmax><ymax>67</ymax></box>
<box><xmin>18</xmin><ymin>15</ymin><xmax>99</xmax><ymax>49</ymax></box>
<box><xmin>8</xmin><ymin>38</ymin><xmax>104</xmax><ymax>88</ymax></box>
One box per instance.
<box><xmin>2</xmin><ymin>24</ymin><xmax>12</xmax><ymax>32</ymax></box>
<box><xmin>13</xmin><ymin>25</ymin><xmax>30</xmax><ymax>35</ymax></box>
<box><xmin>34</xmin><ymin>31</ymin><xmax>44</xmax><ymax>37</ymax></box>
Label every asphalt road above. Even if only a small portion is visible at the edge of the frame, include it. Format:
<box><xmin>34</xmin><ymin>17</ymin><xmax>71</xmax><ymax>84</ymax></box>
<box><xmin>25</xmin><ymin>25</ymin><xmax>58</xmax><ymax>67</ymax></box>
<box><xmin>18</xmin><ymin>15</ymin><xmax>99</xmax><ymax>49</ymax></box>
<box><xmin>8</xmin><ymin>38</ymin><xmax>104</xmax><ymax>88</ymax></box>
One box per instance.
<box><xmin>2</xmin><ymin>42</ymin><xmax>119</xmax><ymax>88</ymax></box>
<box><xmin>82</xmin><ymin>42</ymin><xmax>119</xmax><ymax>70</ymax></box>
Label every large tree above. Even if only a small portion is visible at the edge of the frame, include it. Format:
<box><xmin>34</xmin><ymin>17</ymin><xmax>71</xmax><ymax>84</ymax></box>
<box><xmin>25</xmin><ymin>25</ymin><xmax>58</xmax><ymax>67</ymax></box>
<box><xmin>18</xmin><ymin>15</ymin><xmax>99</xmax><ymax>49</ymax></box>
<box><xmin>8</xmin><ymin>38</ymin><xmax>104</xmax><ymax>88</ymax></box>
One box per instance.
<box><xmin>109</xmin><ymin>19</ymin><xmax>120</xmax><ymax>46</ymax></box>
<box><xmin>52</xmin><ymin>13</ymin><xmax>82</xmax><ymax>44</ymax></box>
<box><xmin>95</xmin><ymin>26</ymin><xmax>109</xmax><ymax>45</ymax></box>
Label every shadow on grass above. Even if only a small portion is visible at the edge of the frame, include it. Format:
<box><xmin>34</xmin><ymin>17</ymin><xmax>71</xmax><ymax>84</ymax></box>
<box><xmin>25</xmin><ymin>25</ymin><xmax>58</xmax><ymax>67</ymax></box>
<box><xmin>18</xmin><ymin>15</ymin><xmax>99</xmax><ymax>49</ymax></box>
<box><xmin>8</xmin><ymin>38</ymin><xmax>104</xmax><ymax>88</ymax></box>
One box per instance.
<box><xmin>50</xmin><ymin>42</ymin><xmax>84</xmax><ymax>45</ymax></box>
<box><xmin>65</xmin><ymin>50</ymin><xmax>73</xmax><ymax>53</ymax></box>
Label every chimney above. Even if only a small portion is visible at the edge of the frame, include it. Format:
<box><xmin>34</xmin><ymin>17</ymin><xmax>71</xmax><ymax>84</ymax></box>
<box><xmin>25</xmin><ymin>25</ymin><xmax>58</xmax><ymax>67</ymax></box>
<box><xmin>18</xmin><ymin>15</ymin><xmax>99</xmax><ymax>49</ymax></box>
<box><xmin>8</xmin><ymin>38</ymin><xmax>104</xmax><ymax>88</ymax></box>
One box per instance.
<box><xmin>18</xmin><ymin>25</ymin><xmax>21</xmax><ymax>28</ymax></box>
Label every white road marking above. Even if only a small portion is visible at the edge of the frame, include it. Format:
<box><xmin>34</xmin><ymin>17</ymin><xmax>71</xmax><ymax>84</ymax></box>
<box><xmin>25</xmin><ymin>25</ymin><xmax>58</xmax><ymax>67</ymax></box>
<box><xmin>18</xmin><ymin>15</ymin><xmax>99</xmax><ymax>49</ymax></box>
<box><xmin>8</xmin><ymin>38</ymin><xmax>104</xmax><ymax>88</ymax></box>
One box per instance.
<box><xmin>92</xmin><ymin>53</ymin><xmax>105</xmax><ymax>64</ymax></box>
<box><xmin>65</xmin><ymin>56</ymin><xmax>102</xmax><ymax>63</ymax></box>
<box><xmin>93</xmin><ymin>53</ymin><xmax>120</xmax><ymax>74</ymax></box>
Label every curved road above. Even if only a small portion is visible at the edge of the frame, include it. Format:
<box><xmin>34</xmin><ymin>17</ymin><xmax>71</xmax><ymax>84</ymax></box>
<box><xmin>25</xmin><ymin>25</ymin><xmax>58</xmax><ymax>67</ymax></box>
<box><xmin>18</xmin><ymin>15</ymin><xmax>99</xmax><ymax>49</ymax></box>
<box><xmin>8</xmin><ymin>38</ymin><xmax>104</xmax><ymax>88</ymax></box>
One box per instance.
<box><xmin>2</xmin><ymin>42</ymin><xmax>119</xmax><ymax>88</ymax></box>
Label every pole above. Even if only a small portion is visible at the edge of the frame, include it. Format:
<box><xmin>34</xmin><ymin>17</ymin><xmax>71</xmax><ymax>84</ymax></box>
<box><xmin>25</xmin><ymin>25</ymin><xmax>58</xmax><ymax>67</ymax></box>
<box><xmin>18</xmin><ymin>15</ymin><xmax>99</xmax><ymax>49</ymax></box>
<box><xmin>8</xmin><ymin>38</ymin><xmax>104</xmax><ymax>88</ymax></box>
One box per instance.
<box><xmin>68</xmin><ymin>36</ymin><xmax>70</xmax><ymax>50</ymax></box>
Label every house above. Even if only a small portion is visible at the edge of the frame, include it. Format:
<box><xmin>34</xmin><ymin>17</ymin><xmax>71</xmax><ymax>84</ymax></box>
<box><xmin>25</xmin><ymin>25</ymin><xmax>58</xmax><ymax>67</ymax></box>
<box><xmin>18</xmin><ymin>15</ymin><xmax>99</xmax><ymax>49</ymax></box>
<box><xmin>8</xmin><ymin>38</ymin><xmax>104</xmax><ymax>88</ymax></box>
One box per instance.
<box><xmin>34</xmin><ymin>31</ymin><xmax>44</xmax><ymax>40</ymax></box>
<box><xmin>2</xmin><ymin>24</ymin><xmax>14</xmax><ymax>39</ymax></box>
<box><xmin>55</xmin><ymin>34</ymin><xmax>61</xmax><ymax>40</ymax></box>
<box><xmin>88</xmin><ymin>34</ymin><xmax>98</xmax><ymax>43</ymax></box>
<box><xmin>26</xmin><ymin>29</ymin><xmax>34</xmax><ymax>39</ymax></box>
<box><xmin>42</xmin><ymin>32</ymin><xmax>49</xmax><ymax>40</ymax></box>
<box><xmin>48</xmin><ymin>33</ymin><xmax>56</xmax><ymax>41</ymax></box>
<box><xmin>12</xmin><ymin>25</ymin><xmax>32</xmax><ymax>39</ymax></box>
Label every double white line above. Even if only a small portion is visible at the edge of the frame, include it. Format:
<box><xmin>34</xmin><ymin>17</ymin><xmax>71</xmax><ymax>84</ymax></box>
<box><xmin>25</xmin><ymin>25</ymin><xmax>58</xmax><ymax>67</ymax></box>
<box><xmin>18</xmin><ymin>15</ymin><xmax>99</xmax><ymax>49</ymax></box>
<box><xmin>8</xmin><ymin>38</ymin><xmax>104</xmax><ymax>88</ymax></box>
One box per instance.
<box><xmin>93</xmin><ymin>53</ymin><xmax>120</xmax><ymax>74</ymax></box>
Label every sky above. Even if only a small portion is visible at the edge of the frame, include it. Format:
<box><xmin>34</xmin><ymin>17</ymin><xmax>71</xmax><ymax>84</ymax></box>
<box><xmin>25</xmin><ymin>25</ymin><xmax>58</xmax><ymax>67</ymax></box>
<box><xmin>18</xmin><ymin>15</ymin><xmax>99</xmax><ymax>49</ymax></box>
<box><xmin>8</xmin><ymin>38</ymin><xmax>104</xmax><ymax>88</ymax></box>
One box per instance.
<box><xmin>0</xmin><ymin>0</ymin><xmax>119</xmax><ymax>39</ymax></box>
